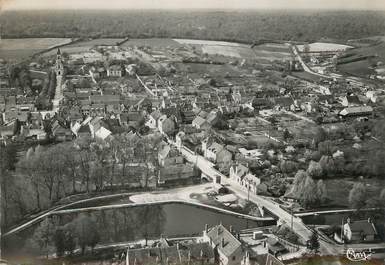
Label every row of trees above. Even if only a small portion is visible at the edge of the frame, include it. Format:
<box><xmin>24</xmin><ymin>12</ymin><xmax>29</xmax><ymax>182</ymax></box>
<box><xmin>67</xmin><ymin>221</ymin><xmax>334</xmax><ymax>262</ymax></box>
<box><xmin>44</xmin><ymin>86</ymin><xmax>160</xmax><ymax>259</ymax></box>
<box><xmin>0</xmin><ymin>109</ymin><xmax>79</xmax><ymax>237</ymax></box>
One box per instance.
<box><xmin>23</xmin><ymin>205</ymin><xmax>166</xmax><ymax>257</ymax></box>
<box><xmin>291</xmin><ymin>170</ymin><xmax>327</xmax><ymax>209</ymax></box>
<box><xmin>1</xmin><ymin>133</ymin><xmax>162</xmax><ymax>229</ymax></box>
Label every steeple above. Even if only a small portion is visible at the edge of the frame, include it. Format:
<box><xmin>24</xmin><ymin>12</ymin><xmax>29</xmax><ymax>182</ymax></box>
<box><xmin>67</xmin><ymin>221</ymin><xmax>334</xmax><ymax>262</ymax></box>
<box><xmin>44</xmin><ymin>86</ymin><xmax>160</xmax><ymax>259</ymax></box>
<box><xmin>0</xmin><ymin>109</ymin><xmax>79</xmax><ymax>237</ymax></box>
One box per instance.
<box><xmin>55</xmin><ymin>48</ymin><xmax>64</xmax><ymax>76</ymax></box>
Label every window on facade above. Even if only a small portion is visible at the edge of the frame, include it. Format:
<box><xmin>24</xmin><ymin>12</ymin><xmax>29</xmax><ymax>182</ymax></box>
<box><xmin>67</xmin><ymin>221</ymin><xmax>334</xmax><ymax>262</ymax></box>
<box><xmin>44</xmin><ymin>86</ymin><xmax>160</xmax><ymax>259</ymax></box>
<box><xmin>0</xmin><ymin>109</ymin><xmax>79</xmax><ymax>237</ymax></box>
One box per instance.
<box><xmin>232</xmin><ymin>256</ymin><xmax>235</xmax><ymax>260</ymax></box>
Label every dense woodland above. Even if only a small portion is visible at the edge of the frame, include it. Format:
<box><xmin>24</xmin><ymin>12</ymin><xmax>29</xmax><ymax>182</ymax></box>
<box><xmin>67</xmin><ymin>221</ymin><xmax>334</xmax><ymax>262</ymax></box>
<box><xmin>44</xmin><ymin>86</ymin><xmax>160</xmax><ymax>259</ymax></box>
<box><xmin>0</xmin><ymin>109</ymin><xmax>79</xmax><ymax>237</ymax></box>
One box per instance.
<box><xmin>1</xmin><ymin>10</ymin><xmax>385</xmax><ymax>42</ymax></box>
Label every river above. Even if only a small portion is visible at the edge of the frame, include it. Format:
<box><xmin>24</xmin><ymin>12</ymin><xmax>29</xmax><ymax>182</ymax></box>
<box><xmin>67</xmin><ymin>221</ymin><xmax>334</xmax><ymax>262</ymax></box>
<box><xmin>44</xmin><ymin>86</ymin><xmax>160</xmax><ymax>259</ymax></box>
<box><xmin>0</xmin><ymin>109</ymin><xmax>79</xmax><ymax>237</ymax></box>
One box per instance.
<box><xmin>4</xmin><ymin>202</ymin><xmax>275</xmax><ymax>257</ymax></box>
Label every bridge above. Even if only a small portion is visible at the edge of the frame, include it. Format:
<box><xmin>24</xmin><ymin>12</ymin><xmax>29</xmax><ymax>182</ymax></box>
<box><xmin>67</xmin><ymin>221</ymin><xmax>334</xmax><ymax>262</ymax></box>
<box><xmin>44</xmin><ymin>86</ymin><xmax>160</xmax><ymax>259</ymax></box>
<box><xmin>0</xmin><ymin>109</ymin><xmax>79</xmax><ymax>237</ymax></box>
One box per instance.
<box><xmin>168</xmin><ymin>139</ymin><xmax>341</xmax><ymax>256</ymax></box>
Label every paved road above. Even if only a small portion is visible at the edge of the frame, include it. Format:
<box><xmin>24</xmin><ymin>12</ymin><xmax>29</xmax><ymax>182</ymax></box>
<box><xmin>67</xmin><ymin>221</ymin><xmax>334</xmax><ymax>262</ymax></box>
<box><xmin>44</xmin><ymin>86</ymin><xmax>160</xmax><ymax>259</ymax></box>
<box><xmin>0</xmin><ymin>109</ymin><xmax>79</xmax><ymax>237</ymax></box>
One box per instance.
<box><xmin>3</xmin><ymin>193</ymin><xmax>132</xmax><ymax>237</ymax></box>
<box><xmin>177</xmin><ymin>144</ymin><xmax>340</xmax><ymax>256</ymax></box>
<box><xmin>289</xmin><ymin>44</ymin><xmax>331</xmax><ymax>80</ymax></box>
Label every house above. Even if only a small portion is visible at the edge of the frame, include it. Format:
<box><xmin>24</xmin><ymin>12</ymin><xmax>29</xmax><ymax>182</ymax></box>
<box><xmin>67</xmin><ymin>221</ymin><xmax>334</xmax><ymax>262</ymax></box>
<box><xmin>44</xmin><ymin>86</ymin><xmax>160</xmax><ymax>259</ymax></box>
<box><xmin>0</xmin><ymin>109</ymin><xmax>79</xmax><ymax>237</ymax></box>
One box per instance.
<box><xmin>77</xmin><ymin>124</ymin><xmax>92</xmax><ymax>139</ymax></box>
<box><xmin>343</xmin><ymin>218</ymin><xmax>378</xmax><ymax>243</ymax></box>
<box><xmin>270</xmin><ymin>97</ymin><xmax>294</xmax><ymax>110</ymax></box>
<box><xmin>119</xmin><ymin>111</ymin><xmax>144</xmax><ymax>129</ymax></box>
<box><xmin>192</xmin><ymin>116</ymin><xmax>210</xmax><ymax>130</ymax></box>
<box><xmin>202</xmin><ymin>224</ymin><xmax>243</xmax><ymax>265</ymax></box>
<box><xmin>339</xmin><ymin>106</ymin><xmax>373</xmax><ymax>117</ymax></box>
<box><xmin>230</xmin><ymin>163</ymin><xmax>261</xmax><ymax>195</ymax></box>
<box><xmin>366</xmin><ymin>90</ymin><xmax>385</xmax><ymax>103</ymax></box>
<box><xmin>340</xmin><ymin>95</ymin><xmax>361</xmax><ymax>107</ymax></box>
<box><xmin>52</xmin><ymin>121</ymin><xmax>72</xmax><ymax>141</ymax></box>
<box><xmin>206</xmin><ymin>110</ymin><xmax>220</xmax><ymax>126</ymax></box>
<box><xmin>266</xmin><ymin>237</ymin><xmax>287</xmax><ymax>257</ymax></box>
<box><xmin>20</xmin><ymin>125</ymin><xmax>47</xmax><ymax>140</ymax></box>
<box><xmin>175</xmin><ymin>131</ymin><xmax>186</xmax><ymax>150</ymax></box>
<box><xmin>202</xmin><ymin>140</ymin><xmax>232</xmax><ymax>172</ymax></box>
<box><xmin>87</xmin><ymin>117</ymin><xmax>113</xmax><ymax>140</ymax></box>
<box><xmin>158</xmin><ymin>163</ymin><xmax>196</xmax><ymax>186</ymax></box>
<box><xmin>107</xmin><ymin>64</ymin><xmax>123</xmax><ymax>77</ymax></box>
<box><xmin>146</xmin><ymin>110</ymin><xmax>162</xmax><ymax>129</ymax></box>
<box><xmin>158</xmin><ymin>144</ymin><xmax>184</xmax><ymax>167</ymax></box>
<box><xmin>125</xmin><ymin>241</ymin><xmax>214</xmax><ymax>265</ymax></box>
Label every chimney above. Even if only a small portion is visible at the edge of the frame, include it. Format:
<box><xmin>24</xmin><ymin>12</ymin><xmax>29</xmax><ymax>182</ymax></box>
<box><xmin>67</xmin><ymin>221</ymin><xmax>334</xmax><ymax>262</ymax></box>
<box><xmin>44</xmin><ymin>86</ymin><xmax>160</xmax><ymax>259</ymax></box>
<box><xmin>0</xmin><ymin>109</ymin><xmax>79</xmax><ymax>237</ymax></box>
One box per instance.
<box><xmin>229</xmin><ymin>225</ymin><xmax>233</xmax><ymax>233</ymax></box>
<box><xmin>221</xmin><ymin>238</ymin><xmax>225</xmax><ymax>248</ymax></box>
<box><xmin>205</xmin><ymin>224</ymin><xmax>208</xmax><ymax>233</ymax></box>
<box><xmin>368</xmin><ymin>217</ymin><xmax>372</xmax><ymax>223</ymax></box>
<box><xmin>177</xmin><ymin>243</ymin><xmax>180</xmax><ymax>250</ymax></box>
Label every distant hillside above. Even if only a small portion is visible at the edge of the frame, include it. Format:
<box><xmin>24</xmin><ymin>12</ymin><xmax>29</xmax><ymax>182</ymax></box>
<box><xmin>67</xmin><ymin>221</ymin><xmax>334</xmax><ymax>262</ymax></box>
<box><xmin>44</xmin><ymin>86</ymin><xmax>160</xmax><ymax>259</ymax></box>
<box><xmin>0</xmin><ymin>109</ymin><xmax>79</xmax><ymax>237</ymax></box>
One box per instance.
<box><xmin>1</xmin><ymin>10</ymin><xmax>385</xmax><ymax>43</ymax></box>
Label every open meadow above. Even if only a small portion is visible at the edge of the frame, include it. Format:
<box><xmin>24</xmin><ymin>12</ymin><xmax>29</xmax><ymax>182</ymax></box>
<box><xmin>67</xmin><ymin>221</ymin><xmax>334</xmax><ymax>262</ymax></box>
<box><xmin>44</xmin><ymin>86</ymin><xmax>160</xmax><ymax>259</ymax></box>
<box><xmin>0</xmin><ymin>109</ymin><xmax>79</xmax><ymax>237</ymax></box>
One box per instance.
<box><xmin>0</xmin><ymin>38</ymin><xmax>72</xmax><ymax>60</ymax></box>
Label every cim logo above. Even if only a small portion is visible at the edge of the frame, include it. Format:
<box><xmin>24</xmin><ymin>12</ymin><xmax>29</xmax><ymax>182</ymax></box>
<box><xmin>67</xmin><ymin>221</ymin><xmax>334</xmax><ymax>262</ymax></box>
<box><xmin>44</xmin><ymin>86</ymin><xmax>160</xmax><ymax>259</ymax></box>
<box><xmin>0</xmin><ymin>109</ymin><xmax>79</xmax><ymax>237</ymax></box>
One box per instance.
<box><xmin>346</xmin><ymin>248</ymin><xmax>372</xmax><ymax>261</ymax></box>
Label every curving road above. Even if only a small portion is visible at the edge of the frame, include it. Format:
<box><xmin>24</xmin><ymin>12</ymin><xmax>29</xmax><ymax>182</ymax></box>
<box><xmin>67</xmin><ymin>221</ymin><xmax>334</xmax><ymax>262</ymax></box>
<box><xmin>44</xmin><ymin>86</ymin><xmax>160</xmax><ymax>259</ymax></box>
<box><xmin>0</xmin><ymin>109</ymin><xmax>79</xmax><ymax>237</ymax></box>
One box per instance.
<box><xmin>176</xmin><ymin>144</ymin><xmax>341</xmax><ymax>256</ymax></box>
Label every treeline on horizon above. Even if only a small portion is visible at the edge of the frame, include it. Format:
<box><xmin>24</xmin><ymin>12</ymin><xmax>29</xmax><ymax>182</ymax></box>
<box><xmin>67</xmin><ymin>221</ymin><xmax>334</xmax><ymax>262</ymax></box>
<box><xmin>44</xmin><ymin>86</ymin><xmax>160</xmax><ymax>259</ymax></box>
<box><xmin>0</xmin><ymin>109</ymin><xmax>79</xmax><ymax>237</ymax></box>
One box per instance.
<box><xmin>1</xmin><ymin>10</ymin><xmax>385</xmax><ymax>42</ymax></box>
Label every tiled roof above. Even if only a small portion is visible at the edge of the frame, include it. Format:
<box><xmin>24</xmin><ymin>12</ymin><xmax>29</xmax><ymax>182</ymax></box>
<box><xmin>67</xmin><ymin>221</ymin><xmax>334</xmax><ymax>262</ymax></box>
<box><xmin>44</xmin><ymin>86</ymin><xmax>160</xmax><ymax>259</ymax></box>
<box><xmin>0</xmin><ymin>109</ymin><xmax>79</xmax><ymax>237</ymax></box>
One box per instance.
<box><xmin>206</xmin><ymin>224</ymin><xmax>242</xmax><ymax>257</ymax></box>
<box><xmin>125</xmin><ymin>242</ymin><xmax>214</xmax><ymax>265</ymax></box>
<box><xmin>192</xmin><ymin>116</ymin><xmax>207</xmax><ymax>126</ymax></box>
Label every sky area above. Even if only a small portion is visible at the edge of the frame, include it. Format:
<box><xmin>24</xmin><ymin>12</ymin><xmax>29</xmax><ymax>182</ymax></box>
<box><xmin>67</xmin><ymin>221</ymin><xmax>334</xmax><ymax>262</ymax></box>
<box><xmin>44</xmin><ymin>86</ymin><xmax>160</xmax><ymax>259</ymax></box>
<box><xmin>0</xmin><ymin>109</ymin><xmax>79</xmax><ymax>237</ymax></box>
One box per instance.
<box><xmin>2</xmin><ymin>0</ymin><xmax>385</xmax><ymax>10</ymax></box>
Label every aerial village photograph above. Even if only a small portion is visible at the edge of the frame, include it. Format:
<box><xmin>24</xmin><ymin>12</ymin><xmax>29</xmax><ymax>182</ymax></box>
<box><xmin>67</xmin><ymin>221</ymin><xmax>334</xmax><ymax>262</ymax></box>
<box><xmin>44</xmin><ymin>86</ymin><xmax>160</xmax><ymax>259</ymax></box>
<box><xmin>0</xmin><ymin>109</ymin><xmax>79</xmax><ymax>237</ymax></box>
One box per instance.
<box><xmin>0</xmin><ymin>0</ymin><xmax>385</xmax><ymax>264</ymax></box>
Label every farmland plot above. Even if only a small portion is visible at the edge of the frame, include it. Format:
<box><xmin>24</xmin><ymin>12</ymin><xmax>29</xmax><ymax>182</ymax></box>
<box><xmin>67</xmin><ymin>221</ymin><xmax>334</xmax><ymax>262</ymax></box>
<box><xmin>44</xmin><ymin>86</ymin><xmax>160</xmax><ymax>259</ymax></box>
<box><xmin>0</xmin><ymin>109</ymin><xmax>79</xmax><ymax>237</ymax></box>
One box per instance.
<box><xmin>0</xmin><ymin>38</ymin><xmax>72</xmax><ymax>60</ymax></box>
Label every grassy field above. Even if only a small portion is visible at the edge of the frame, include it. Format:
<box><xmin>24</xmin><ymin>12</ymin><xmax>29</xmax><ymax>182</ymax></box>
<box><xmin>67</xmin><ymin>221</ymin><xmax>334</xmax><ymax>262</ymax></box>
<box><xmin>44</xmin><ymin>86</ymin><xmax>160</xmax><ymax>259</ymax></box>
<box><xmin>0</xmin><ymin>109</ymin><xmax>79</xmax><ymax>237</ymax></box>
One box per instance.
<box><xmin>173</xmin><ymin>62</ymin><xmax>242</xmax><ymax>77</ymax></box>
<box><xmin>291</xmin><ymin>71</ymin><xmax>323</xmax><ymax>82</ymax></box>
<box><xmin>337</xmin><ymin>41</ymin><xmax>385</xmax><ymax>77</ymax></box>
<box><xmin>40</xmin><ymin>38</ymin><xmax>125</xmax><ymax>57</ymax></box>
<box><xmin>66</xmin><ymin>38</ymin><xmax>125</xmax><ymax>47</ymax></box>
<box><xmin>297</xmin><ymin>42</ymin><xmax>353</xmax><ymax>52</ymax></box>
<box><xmin>338</xmin><ymin>60</ymin><xmax>374</xmax><ymax>77</ymax></box>
<box><xmin>0</xmin><ymin>38</ymin><xmax>72</xmax><ymax>60</ymax></box>
<box><xmin>122</xmin><ymin>38</ymin><xmax>183</xmax><ymax>48</ymax></box>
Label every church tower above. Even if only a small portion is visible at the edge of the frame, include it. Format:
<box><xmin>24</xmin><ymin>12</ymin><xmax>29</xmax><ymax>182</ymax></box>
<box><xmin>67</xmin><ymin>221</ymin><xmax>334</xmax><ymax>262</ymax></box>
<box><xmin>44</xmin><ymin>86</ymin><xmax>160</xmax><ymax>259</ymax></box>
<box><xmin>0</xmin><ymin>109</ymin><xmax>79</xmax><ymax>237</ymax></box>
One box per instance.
<box><xmin>55</xmin><ymin>48</ymin><xmax>64</xmax><ymax>77</ymax></box>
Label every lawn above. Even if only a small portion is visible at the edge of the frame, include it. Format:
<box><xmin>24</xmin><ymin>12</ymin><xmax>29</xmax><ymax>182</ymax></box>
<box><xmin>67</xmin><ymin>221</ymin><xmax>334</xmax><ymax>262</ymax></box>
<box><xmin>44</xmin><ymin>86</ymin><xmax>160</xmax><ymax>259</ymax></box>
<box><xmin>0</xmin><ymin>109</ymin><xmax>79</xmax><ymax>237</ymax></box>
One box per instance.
<box><xmin>0</xmin><ymin>38</ymin><xmax>72</xmax><ymax>60</ymax></box>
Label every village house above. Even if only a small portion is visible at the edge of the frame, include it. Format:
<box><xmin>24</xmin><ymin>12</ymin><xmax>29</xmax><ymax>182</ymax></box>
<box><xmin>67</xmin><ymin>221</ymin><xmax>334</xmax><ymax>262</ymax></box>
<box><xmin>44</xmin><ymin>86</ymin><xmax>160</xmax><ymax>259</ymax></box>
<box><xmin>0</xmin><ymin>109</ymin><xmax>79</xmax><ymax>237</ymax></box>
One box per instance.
<box><xmin>202</xmin><ymin>224</ymin><xmax>244</xmax><ymax>265</ymax></box>
<box><xmin>146</xmin><ymin>109</ymin><xmax>162</xmax><ymax>129</ymax></box>
<box><xmin>343</xmin><ymin>218</ymin><xmax>378</xmax><ymax>243</ymax></box>
<box><xmin>52</xmin><ymin>120</ymin><xmax>72</xmax><ymax>142</ymax></box>
<box><xmin>202</xmin><ymin>138</ymin><xmax>232</xmax><ymax>173</ymax></box>
<box><xmin>107</xmin><ymin>64</ymin><xmax>123</xmax><ymax>77</ymax></box>
<box><xmin>88</xmin><ymin>117</ymin><xmax>113</xmax><ymax>141</ymax></box>
<box><xmin>192</xmin><ymin>115</ymin><xmax>210</xmax><ymax>130</ymax></box>
<box><xmin>340</xmin><ymin>95</ymin><xmax>362</xmax><ymax>107</ymax></box>
<box><xmin>230</xmin><ymin>163</ymin><xmax>261</xmax><ymax>195</ymax></box>
<box><xmin>125</xmin><ymin>241</ymin><xmax>214</xmax><ymax>265</ymax></box>
<box><xmin>158</xmin><ymin>143</ymin><xmax>184</xmax><ymax>167</ymax></box>
<box><xmin>339</xmin><ymin>106</ymin><xmax>373</xmax><ymax>117</ymax></box>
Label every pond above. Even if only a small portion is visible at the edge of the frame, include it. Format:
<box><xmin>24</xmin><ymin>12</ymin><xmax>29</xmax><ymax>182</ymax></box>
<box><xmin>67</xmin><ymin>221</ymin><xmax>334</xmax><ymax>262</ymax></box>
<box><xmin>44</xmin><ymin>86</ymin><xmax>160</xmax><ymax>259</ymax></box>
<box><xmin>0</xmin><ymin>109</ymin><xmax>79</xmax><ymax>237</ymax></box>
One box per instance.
<box><xmin>4</xmin><ymin>202</ymin><xmax>276</xmax><ymax>257</ymax></box>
